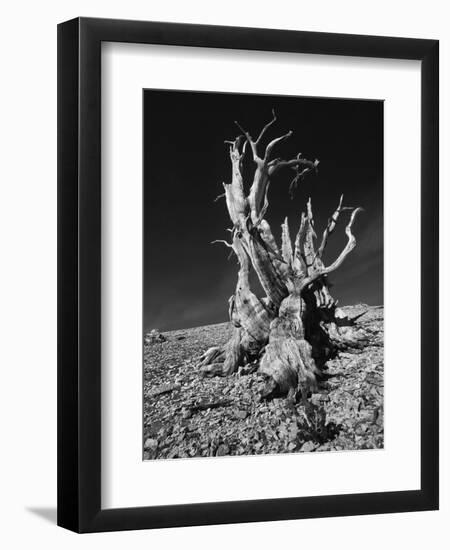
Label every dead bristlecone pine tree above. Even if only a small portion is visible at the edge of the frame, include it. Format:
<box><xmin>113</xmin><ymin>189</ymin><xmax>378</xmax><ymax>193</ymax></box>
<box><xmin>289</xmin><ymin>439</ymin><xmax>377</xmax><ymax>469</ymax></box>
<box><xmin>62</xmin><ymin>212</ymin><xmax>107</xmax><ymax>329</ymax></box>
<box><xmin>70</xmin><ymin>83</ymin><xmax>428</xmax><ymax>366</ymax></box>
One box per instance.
<box><xmin>198</xmin><ymin>110</ymin><xmax>367</xmax><ymax>401</ymax></box>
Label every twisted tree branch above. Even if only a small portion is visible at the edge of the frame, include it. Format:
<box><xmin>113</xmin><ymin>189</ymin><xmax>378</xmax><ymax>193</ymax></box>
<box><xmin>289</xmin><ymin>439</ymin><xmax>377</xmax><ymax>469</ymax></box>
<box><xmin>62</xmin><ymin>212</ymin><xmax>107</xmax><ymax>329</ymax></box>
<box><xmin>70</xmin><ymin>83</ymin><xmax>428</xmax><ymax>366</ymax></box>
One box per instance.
<box><xmin>317</xmin><ymin>194</ymin><xmax>344</xmax><ymax>257</ymax></box>
<box><xmin>300</xmin><ymin>207</ymin><xmax>363</xmax><ymax>290</ymax></box>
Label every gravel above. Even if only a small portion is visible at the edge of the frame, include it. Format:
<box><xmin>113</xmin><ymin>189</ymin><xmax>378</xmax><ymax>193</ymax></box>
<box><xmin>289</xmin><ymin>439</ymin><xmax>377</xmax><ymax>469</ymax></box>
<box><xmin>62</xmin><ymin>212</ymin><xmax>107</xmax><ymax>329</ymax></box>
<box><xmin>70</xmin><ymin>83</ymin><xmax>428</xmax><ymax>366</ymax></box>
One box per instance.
<box><xmin>143</xmin><ymin>305</ymin><xmax>384</xmax><ymax>459</ymax></box>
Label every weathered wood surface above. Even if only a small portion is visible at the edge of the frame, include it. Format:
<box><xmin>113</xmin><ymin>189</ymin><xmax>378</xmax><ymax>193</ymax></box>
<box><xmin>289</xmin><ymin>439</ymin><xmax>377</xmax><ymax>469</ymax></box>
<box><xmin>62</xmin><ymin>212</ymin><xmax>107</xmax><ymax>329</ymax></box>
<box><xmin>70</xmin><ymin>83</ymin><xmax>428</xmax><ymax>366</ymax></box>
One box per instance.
<box><xmin>201</xmin><ymin>112</ymin><xmax>366</xmax><ymax>398</ymax></box>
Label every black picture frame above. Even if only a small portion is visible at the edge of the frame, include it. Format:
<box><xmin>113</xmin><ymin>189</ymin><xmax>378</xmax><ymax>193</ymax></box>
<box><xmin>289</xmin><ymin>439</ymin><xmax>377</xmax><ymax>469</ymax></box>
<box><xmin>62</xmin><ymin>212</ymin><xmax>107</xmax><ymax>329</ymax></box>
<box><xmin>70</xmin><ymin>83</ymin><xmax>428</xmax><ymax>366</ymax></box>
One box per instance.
<box><xmin>57</xmin><ymin>17</ymin><xmax>439</xmax><ymax>533</ymax></box>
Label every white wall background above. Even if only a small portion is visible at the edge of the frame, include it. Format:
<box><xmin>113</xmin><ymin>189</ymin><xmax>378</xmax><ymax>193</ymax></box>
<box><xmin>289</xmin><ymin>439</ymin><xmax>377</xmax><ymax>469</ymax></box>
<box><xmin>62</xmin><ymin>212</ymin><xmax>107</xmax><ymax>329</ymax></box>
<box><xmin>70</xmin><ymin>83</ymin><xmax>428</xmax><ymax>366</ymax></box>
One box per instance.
<box><xmin>0</xmin><ymin>0</ymin><xmax>448</xmax><ymax>548</ymax></box>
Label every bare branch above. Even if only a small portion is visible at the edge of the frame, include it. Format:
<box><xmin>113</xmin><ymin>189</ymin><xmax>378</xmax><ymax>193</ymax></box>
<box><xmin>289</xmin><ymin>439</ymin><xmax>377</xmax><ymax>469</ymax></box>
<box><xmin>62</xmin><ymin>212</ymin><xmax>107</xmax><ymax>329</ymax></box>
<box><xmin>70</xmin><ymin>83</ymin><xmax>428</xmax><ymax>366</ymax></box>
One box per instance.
<box><xmin>211</xmin><ymin>239</ymin><xmax>233</xmax><ymax>249</ymax></box>
<box><xmin>223</xmin><ymin>136</ymin><xmax>249</xmax><ymax>227</ymax></box>
<box><xmin>247</xmin><ymin>163</ymin><xmax>269</xmax><ymax>223</ymax></box>
<box><xmin>258</xmin><ymin>220</ymin><xmax>281</xmax><ymax>257</ymax></box>
<box><xmin>255</xmin><ymin>109</ymin><xmax>277</xmax><ymax>144</ymax></box>
<box><xmin>240</xmin><ymin>140</ymin><xmax>248</xmax><ymax>170</ymax></box>
<box><xmin>264</xmin><ymin>130</ymin><xmax>293</xmax><ymax>160</ymax></box>
<box><xmin>289</xmin><ymin>158</ymin><xmax>319</xmax><ymax>198</ymax></box>
<box><xmin>302</xmin><ymin>202</ymin><xmax>317</xmax><ymax>268</ymax></box>
<box><xmin>227</xmin><ymin>135</ymin><xmax>246</xmax><ymax>159</ymax></box>
<box><xmin>235</xmin><ymin>111</ymin><xmax>283</xmax><ymax>162</ymax></box>
<box><xmin>253</xmin><ymin>170</ymin><xmax>275</xmax><ymax>228</ymax></box>
<box><xmin>317</xmin><ymin>194</ymin><xmax>343</xmax><ymax>257</ymax></box>
<box><xmin>293</xmin><ymin>213</ymin><xmax>308</xmax><ymax>274</ymax></box>
<box><xmin>234</xmin><ymin>120</ymin><xmax>247</xmax><ymax>136</ymax></box>
<box><xmin>306</xmin><ymin>197</ymin><xmax>315</xmax><ymax>227</ymax></box>
<box><xmin>213</xmin><ymin>192</ymin><xmax>226</xmax><ymax>203</ymax></box>
<box><xmin>269</xmin><ymin>156</ymin><xmax>319</xmax><ymax>177</ymax></box>
<box><xmin>234</xmin><ymin>120</ymin><xmax>259</xmax><ymax>160</ymax></box>
<box><xmin>301</xmin><ymin>207</ymin><xmax>363</xmax><ymax>290</ymax></box>
<box><xmin>281</xmin><ymin>217</ymin><xmax>293</xmax><ymax>265</ymax></box>
<box><xmin>322</xmin><ymin>207</ymin><xmax>363</xmax><ymax>273</ymax></box>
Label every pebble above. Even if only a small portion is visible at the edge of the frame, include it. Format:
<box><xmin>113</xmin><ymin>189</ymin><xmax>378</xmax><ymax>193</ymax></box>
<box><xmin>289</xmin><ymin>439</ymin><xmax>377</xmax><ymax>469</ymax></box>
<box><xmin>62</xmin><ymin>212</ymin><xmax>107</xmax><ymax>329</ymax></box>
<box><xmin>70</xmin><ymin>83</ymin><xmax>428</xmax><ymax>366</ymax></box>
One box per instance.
<box><xmin>147</xmin><ymin>420</ymin><xmax>164</xmax><ymax>435</ymax></box>
<box><xmin>216</xmin><ymin>444</ymin><xmax>230</xmax><ymax>456</ymax></box>
<box><xmin>144</xmin><ymin>438</ymin><xmax>158</xmax><ymax>451</ymax></box>
<box><xmin>143</xmin><ymin>308</ymin><xmax>384</xmax><ymax>459</ymax></box>
<box><xmin>300</xmin><ymin>441</ymin><xmax>316</xmax><ymax>452</ymax></box>
<box><xmin>181</xmin><ymin>408</ymin><xmax>192</xmax><ymax>419</ymax></box>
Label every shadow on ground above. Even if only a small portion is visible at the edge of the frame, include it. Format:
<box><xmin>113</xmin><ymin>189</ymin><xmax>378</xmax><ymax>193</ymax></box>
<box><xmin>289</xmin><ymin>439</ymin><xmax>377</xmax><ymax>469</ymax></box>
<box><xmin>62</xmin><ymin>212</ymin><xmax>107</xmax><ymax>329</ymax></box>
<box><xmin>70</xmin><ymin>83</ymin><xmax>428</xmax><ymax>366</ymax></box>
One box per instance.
<box><xmin>26</xmin><ymin>507</ymin><xmax>57</xmax><ymax>525</ymax></box>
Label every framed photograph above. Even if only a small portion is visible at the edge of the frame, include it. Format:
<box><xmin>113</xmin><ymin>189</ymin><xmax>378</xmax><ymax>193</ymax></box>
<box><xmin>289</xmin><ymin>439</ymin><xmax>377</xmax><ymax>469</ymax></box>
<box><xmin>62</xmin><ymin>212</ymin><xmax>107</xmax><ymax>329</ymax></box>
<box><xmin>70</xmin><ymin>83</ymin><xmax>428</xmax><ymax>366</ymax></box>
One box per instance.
<box><xmin>57</xmin><ymin>17</ymin><xmax>439</xmax><ymax>533</ymax></box>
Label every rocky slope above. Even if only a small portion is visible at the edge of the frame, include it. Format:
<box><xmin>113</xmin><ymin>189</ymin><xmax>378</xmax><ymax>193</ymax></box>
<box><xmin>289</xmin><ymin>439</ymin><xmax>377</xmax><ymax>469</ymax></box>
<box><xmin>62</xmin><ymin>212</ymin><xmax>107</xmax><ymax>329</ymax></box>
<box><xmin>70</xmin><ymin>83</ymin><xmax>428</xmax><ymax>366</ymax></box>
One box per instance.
<box><xmin>143</xmin><ymin>304</ymin><xmax>383</xmax><ymax>459</ymax></box>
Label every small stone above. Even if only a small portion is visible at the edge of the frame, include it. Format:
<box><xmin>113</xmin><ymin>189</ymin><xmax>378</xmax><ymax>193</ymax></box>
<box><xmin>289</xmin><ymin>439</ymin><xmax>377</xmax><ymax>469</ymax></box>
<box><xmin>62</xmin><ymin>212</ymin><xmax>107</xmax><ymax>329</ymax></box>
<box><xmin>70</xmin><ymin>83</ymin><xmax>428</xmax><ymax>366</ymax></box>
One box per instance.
<box><xmin>216</xmin><ymin>444</ymin><xmax>230</xmax><ymax>456</ymax></box>
<box><xmin>355</xmin><ymin>423</ymin><xmax>368</xmax><ymax>435</ymax></box>
<box><xmin>144</xmin><ymin>438</ymin><xmax>158</xmax><ymax>451</ymax></box>
<box><xmin>147</xmin><ymin>420</ymin><xmax>164</xmax><ymax>435</ymax></box>
<box><xmin>181</xmin><ymin>408</ymin><xmax>192</xmax><ymax>420</ymax></box>
<box><xmin>310</xmin><ymin>393</ymin><xmax>328</xmax><ymax>407</ymax></box>
<box><xmin>288</xmin><ymin>426</ymin><xmax>299</xmax><ymax>441</ymax></box>
<box><xmin>235</xmin><ymin>410</ymin><xmax>248</xmax><ymax>420</ymax></box>
<box><xmin>278</xmin><ymin>424</ymin><xmax>289</xmax><ymax>438</ymax></box>
<box><xmin>145</xmin><ymin>329</ymin><xmax>167</xmax><ymax>344</ymax></box>
<box><xmin>300</xmin><ymin>441</ymin><xmax>316</xmax><ymax>453</ymax></box>
<box><xmin>147</xmin><ymin>384</ymin><xmax>181</xmax><ymax>399</ymax></box>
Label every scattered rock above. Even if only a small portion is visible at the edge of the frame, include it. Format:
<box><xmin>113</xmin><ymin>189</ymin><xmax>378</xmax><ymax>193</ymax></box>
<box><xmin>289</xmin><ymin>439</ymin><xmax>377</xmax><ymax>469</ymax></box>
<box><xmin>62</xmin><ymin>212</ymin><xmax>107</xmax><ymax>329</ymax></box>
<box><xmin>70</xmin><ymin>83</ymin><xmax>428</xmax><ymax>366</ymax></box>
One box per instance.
<box><xmin>147</xmin><ymin>420</ymin><xmax>164</xmax><ymax>436</ymax></box>
<box><xmin>147</xmin><ymin>383</ymin><xmax>181</xmax><ymax>398</ymax></box>
<box><xmin>216</xmin><ymin>444</ymin><xmax>230</xmax><ymax>456</ymax></box>
<box><xmin>181</xmin><ymin>408</ymin><xmax>192</xmax><ymax>420</ymax></box>
<box><xmin>288</xmin><ymin>425</ymin><xmax>299</xmax><ymax>441</ymax></box>
<box><xmin>144</xmin><ymin>438</ymin><xmax>158</xmax><ymax>451</ymax></box>
<box><xmin>310</xmin><ymin>393</ymin><xmax>329</xmax><ymax>407</ymax></box>
<box><xmin>145</xmin><ymin>329</ymin><xmax>167</xmax><ymax>344</ymax></box>
<box><xmin>239</xmin><ymin>362</ymin><xmax>259</xmax><ymax>375</ymax></box>
<box><xmin>143</xmin><ymin>307</ymin><xmax>384</xmax><ymax>459</ymax></box>
<box><xmin>300</xmin><ymin>441</ymin><xmax>316</xmax><ymax>452</ymax></box>
<box><xmin>189</xmin><ymin>399</ymin><xmax>232</xmax><ymax>412</ymax></box>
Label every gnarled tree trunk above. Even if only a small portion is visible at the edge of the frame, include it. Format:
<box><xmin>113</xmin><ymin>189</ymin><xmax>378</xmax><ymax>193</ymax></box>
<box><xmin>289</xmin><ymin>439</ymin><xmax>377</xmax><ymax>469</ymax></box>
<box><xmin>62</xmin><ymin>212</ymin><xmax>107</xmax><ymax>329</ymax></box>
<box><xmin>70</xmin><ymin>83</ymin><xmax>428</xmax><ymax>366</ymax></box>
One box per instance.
<box><xmin>198</xmin><ymin>111</ymin><xmax>366</xmax><ymax>400</ymax></box>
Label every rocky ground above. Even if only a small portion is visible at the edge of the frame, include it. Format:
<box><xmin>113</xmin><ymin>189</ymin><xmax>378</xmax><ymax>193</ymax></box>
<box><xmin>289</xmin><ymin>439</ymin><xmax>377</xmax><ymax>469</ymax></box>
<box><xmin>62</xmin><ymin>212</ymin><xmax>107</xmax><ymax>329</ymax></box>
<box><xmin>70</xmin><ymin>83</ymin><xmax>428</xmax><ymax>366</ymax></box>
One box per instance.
<box><xmin>143</xmin><ymin>305</ymin><xmax>384</xmax><ymax>459</ymax></box>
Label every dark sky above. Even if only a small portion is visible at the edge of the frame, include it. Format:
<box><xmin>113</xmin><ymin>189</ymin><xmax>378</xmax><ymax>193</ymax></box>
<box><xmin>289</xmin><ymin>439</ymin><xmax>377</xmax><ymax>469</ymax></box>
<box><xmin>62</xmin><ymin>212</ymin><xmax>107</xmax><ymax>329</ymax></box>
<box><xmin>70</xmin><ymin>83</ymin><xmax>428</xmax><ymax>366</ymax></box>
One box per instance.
<box><xmin>143</xmin><ymin>90</ymin><xmax>383</xmax><ymax>332</ymax></box>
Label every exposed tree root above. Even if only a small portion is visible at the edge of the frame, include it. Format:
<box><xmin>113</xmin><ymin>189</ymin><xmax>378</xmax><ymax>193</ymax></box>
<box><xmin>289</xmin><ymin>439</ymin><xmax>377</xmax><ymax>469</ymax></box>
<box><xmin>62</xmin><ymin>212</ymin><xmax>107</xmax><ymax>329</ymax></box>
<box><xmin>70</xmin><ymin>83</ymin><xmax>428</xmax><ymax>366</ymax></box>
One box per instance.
<box><xmin>199</xmin><ymin>326</ymin><xmax>245</xmax><ymax>377</ymax></box>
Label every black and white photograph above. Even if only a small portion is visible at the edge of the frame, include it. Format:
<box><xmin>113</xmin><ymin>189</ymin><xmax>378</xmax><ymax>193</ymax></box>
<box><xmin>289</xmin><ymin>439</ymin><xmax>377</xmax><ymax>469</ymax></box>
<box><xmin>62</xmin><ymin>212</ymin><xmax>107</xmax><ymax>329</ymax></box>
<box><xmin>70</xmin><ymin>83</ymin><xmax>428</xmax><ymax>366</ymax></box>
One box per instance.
<box><xmin>1</xmin><ymin>0</ymin><xmax>443</xmax><ymax>542</ymax></box>
<box><xmin>143</xmin><ymin>90</ymin><xmax>384</xmax><ymax>460</ymax></box>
